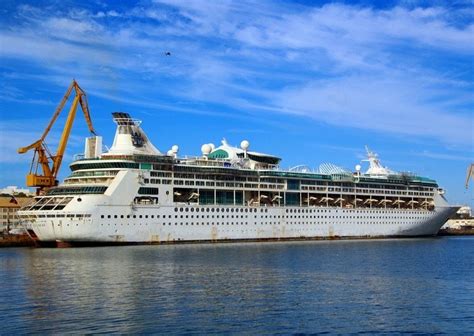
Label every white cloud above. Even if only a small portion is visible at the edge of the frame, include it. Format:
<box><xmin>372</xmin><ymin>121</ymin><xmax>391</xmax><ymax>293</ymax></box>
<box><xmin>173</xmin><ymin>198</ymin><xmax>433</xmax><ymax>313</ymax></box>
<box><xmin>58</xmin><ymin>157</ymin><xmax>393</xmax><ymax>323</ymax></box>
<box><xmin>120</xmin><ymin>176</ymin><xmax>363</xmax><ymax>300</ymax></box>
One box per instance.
<box><xmin>414</xmin><ymin>150</ymin><xmax>473</xmax><ymax>161</ymax></box>
<box><xmin>270</xmin><ymin>5</ymin><xmax>469</xmax><ymax>49</ymax></box>
<box><xmin>273</xmin><ymin>74</ymin><xmax>473</xmax><ymax>144</ymax></box>
<box><xmin>0</xmin><ymin>0</ymin><xmax>472</xmax><ymax>150</ymax></box>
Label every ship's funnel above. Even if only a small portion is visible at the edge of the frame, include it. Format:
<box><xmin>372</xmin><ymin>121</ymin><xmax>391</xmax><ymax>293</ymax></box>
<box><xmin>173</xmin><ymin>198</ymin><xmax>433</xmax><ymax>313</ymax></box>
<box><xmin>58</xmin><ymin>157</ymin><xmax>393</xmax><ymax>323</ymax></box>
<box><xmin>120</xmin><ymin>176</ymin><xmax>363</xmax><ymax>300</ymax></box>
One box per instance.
<box><xmin>104</xmin><ymin>112</ymin><xmax>162</xmax><ymax>156</ymax></box>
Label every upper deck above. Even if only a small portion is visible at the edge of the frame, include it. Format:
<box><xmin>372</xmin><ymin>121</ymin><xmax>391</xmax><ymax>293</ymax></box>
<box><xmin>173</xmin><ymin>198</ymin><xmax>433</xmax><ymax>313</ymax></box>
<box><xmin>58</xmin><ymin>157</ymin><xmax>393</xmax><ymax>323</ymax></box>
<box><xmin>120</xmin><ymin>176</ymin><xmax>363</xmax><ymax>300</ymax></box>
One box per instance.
<box><xmin>38</xmin><ymin>112</ymin><xmax>440</xmax><ymax>212</ymax></box>
<box><xmin>68</xmin><ymin>151</ymin><xmax>438</xmax><ymax>189</ymax></box>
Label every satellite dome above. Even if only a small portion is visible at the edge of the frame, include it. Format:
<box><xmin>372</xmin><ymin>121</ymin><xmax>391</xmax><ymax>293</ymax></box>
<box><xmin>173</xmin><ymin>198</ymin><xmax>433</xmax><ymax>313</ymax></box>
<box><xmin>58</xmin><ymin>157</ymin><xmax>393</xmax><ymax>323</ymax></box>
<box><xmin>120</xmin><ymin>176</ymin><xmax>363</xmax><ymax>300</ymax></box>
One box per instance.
<box><xmin>355</xmin><ymin>164</ymin><xmax>361</xmax><ymax>172</ymax></box>
<box><xmin>240</xmin><ymin>140</ymin><xmax>250</xmax><ymax>150</ymax></box>
<box><xmin>209</xmin><ymin>143</ymin><xmax>215</xmax><ymax>151</ymax></box>
<box><xmin>171</xmin><ymin>145</ymin><xmax>179</xmax><ymax>153</ymax></box>
<box><xmin>201</xmin><ymin>144</ymin><xmax>211</xmax><ymax>155</ymax></box>
<box><xmin>167</xmin><ymin>149</ymin><xmax>173</xmax><ymax>156</ymax></box>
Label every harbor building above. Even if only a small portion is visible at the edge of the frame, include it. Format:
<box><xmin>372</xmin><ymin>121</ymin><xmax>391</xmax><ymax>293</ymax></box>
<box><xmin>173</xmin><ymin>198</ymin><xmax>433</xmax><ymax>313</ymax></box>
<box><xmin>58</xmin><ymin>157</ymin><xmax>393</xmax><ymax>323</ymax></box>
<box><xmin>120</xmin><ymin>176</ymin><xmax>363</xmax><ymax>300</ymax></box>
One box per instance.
<box><xmin>1</xmin><ymin>196</ymin><xmax>33</xmax><ymax>232</ymax></box>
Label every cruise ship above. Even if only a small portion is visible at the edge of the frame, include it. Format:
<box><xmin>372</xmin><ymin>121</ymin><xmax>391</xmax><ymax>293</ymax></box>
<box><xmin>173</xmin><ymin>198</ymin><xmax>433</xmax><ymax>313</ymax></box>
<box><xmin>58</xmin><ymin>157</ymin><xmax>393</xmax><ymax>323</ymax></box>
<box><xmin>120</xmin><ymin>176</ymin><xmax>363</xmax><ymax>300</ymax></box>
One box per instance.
<box><xmin>18</xmin><ymin>113</ymin><xmax>458</xmax><ymax>246</ymax></box>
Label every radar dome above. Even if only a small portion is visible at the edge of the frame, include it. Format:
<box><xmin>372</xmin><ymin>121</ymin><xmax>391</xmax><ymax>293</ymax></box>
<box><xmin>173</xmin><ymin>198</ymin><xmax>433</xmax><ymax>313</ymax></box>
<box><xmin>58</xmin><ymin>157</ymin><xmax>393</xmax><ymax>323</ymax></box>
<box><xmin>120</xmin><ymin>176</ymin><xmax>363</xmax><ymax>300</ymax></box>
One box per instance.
<box><xmin>167</xmin><ymin>150</ymin><xmax>173</xmax><ymax>156</ymax></box>
<box><xmin>355</xmin><ymin>164</ymin><xmax>361</xmax><ymax>172</ymax></box>
<box><xmin>209</xmin><ymin>143</ymin><xmax>215</xmax><ymax>151</ymax></box>
<box><xmin>201</xmin><ymin>144</ymin><xmax>211</xmax><ymax>155</ymax></box>
<box><xmin>240</xmin><ymin>140</ymin><xmax>250</xmax><ymax>150</ymax></box>
<box><xmin>171</xmin><ymin>145</ymin><xmax>179</xmax><ymax>153</ymax></box>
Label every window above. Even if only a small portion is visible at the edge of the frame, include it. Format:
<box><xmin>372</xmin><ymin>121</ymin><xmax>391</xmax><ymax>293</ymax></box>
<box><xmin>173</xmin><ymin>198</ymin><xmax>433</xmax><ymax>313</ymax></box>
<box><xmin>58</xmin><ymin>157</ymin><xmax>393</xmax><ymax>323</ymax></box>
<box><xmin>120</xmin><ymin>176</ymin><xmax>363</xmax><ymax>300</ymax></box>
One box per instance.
<box><xmin>287</xmin><ymin>179</ymin><xmax>300</xmax><ymax>190</ymax></box>
<box><xmin>285</xmin><ymin>193</ymin><xmax>300</xmax><ymax>206</ymax></box>
<box><xmin>199</xmin><ymin>190</ymin><xmax>215</xmax><ymax>205</ymax></box>
<box><xmin>216</xmin><ymin>190</ymin><xmax>233</xmax><ymax>205</ymax></box>
<box><xmin>70</xmin><ymin>161</ymin><xmax>139</xmax><ymax>171</ymax></box>
<box><xmin>138</xmin><ymin>187</ymin><xmax>159</xmax><ymax>195</ymax></box>
<box><xmin>47</xmin><ymin>186</ymin><xmax>108</xmax><ymax>195</ymax></box>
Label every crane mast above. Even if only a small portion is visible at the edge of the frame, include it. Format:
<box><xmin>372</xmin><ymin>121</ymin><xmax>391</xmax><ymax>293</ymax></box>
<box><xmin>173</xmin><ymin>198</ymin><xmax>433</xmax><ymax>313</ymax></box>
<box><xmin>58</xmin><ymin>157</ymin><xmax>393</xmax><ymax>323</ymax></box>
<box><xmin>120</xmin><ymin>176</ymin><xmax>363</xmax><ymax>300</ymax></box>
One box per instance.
<box><xmin>18</xmin><ymin>80</ymin><xmax>96</xmax><ymax>194</ymax></box>
<box><xmin>467</xmin><ymin>164</ymin><xmax>474</xmax><ymax>189</ymax></box>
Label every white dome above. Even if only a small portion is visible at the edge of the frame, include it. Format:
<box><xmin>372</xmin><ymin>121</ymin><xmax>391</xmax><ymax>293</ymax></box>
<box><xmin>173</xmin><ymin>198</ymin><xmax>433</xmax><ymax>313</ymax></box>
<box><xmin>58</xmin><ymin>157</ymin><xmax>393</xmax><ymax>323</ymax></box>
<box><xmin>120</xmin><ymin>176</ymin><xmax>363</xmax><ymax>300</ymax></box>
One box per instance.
<box><xmin>240</xmin><ymin>140</ymin><xmax>250</xmax><ymax>150</ymax></box>
<box><xmin>167</xmin><ymin>149</ymin><xmax>173</xmax><ymax>156</ymax></box>
<box><xmin>201</xmin><ymin>144</ymin><xmax>211</xmax><ymax>155</ymax></box>
<box><xmin>171</xmin><ymin>145</ymin><xmax>179</xmax><ymax>153</ymax></box>
<box><xmin>209</xmin><ymin>143</ymin><xmax>215</xmax><ymax>151</ymax></box>
<box><xmin>355</xmin><ymin>164</ymin><xmax>361</xmax><ymax>172</ymax></box>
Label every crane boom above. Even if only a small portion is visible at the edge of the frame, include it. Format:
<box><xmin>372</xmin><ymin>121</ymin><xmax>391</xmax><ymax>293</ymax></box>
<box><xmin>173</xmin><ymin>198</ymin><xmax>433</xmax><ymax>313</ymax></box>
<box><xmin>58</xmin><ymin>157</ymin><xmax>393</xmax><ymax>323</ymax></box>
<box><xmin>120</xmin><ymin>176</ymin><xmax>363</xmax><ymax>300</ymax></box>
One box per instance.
<box><xmin>51</xmin><ymin>93</ymin><xmax>81</xmax><ymax>177</ymax></box>
<box><xmin>466</xmin><ymin>164</ymin><xmax>474</xmax><ymax>189</ymax></box>
<box><xmin>17</xmin><ymin>79</ymin><xmax>96</xmax><ymax>194</ymax></box>
<box><xmin>78</xmin><ymin>91</ymin><xmax>95</xmax><ymax>134</ymax></box>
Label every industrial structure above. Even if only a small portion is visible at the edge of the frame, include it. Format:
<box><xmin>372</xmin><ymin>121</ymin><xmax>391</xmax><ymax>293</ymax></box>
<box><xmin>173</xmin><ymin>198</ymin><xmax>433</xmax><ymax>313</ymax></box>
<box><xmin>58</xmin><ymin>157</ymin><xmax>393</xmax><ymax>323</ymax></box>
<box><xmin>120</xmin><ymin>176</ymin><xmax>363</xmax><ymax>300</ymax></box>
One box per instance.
<box><xmin>17</xmin><ymin>80</ymin><xmax>96</xmax><ymax>194</ymax></box>
<box><xmin>466</xmin><ymin>164</ymin><xmax>474</xmax><ymax>189</ymax></box>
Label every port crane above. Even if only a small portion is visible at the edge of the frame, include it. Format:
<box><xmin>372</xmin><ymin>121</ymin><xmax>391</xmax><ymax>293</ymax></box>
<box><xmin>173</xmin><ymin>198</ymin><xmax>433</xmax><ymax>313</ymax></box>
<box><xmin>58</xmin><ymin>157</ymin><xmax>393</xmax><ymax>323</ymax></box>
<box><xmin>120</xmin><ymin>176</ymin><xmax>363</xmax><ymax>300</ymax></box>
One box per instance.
<box><xmin>18</xmin><ymin>80</ymin><xmax>96</xmax><ymax>194</ymax></box>
<box><xmin>467</xmin><ymin>164</ymin><xmax>474</xmax><ymax>189</ymax></box>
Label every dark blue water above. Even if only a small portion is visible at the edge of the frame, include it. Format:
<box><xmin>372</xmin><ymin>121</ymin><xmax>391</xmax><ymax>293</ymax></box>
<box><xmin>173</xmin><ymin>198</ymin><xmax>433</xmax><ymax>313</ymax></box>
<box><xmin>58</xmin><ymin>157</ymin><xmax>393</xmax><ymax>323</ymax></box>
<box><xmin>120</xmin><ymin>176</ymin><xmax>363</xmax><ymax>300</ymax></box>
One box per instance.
<box><xmin>1</xmin><ymin>237</ymin><xmax>473</xmax><ymax>334</ymax></box>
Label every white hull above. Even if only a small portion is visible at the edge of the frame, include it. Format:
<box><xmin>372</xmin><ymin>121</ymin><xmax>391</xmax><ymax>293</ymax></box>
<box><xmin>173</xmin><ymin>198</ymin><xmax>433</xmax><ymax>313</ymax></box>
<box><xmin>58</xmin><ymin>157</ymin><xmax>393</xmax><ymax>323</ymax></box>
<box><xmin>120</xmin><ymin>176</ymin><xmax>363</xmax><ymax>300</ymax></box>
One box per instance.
<box><xmin>23</xmin><ymin>205</ymin><xmax>458</xmax><ymax>244</ymax></box>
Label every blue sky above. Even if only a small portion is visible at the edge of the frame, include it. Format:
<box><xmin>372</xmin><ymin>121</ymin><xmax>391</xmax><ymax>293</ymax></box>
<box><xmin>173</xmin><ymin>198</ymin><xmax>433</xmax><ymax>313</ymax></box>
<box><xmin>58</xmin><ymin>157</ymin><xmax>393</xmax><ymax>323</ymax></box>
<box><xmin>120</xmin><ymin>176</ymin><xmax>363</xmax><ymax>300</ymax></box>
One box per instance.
<box><xmin>0</xmin><ymin>0</ymin><xmax>473</xmax><ymax>206</ymax></box>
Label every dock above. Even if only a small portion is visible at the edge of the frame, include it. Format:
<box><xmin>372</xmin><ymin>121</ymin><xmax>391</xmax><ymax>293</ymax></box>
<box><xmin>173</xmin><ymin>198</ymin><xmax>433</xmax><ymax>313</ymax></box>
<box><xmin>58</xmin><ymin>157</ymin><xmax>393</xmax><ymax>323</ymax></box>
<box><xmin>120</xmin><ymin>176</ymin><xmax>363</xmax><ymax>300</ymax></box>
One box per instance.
<box><xmin>0</xmin><ymin>233</ymin><xmax>35</xmax><ymax>247</ymax></box>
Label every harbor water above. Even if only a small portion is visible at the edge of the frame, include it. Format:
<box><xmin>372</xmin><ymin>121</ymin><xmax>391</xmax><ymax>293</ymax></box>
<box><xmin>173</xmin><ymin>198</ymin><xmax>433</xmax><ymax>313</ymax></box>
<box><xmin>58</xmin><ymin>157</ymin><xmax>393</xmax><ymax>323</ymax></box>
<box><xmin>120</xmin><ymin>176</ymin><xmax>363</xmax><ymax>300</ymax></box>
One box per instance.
<box><xmin>1</xmin><ymin>237</ymin><xmax>473</xmax><ymax>334</ymax></box>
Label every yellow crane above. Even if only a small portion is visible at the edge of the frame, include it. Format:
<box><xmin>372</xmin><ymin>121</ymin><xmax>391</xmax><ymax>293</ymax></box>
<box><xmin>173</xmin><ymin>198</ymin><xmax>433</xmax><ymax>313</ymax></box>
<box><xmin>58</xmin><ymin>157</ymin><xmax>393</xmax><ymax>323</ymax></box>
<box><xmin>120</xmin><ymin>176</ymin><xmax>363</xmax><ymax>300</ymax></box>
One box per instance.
<box><xmin>18</xmin><ymin>80</ymin><xmax>96</xmax><ymax>194</ymax></box>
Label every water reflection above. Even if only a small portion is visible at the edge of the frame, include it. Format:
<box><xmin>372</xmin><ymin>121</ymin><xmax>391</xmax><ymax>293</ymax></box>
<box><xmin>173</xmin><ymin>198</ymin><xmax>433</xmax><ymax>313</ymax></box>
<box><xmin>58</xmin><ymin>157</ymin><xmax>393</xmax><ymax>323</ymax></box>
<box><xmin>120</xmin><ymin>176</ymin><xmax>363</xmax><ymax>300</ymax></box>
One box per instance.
<box><xmin>1</xmin><ymin>238</ymin><xmax>473</xmax><ymax>334</ymax></box>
